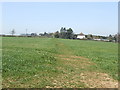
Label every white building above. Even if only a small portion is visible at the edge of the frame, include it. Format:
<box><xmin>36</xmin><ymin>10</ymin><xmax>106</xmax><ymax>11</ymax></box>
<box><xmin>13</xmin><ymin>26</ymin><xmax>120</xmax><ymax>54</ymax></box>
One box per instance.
<box><xmin>77</xmin><ymin>32</ymin><xmax>86</xmax><ymax>39</ymax></box>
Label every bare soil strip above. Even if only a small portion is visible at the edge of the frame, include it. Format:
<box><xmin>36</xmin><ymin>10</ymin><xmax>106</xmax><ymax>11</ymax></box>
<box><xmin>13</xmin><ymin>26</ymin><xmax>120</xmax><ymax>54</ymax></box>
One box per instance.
<box><xmin>55</xmin><ymin>54</ymin><xmax>118</xmax><ymax>88</ymax></box>
<box><xmin>80</xmin><ymin>72</ymin><xmax>118</xmax><ymax>88</ymax></box>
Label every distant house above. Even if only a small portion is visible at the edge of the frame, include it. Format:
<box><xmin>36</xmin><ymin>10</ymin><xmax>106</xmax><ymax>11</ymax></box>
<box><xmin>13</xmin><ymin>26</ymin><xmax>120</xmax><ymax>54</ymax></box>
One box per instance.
<box><xmin>77</xmin><ymin>32</ymin><xmax>86</xmax><ymax>39</ymax></box>
<box><xmin>93</xmin><ymin>38</ymin><xmax>101</xmax><ymax>41</ymax></box>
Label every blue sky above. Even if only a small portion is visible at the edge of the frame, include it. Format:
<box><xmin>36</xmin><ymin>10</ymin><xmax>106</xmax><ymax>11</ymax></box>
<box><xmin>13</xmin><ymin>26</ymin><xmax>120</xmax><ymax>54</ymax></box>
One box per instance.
<box><xmin>2</xmin><ymin>2</ymin><xmax>118</xmax><ymax>36</ymax></box>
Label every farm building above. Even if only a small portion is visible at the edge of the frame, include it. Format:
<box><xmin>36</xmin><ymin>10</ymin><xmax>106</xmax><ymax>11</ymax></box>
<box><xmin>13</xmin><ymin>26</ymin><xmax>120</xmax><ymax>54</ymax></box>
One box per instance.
<box><xmin>77</xmin><ymin>32</ymin><xmax>86</xmax><ymax>39</ymax></box>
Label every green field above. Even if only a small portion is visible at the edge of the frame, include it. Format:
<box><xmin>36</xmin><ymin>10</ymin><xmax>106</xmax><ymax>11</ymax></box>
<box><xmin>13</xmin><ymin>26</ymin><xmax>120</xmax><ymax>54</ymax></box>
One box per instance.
<box><xmin>2</xmin><ymin>37</ymin><xmax>118</xmax><ymax>88</ymax></box>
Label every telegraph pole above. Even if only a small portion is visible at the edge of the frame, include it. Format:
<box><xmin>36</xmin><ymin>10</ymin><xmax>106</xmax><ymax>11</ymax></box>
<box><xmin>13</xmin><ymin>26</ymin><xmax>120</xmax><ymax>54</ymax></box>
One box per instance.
<box><xmin>26</xmin><ymin>29</ymin><xmax>27</xmax><ymax>37</ymax></box>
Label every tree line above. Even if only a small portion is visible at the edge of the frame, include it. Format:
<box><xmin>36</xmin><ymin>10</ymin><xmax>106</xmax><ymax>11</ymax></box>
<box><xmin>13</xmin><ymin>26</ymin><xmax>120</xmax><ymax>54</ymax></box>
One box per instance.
<box><xmin>2</xmin><ymin>27</ymin><xmax>120</xmax><ymax>43</ymax></box>
<box><xmin>54</xmin><ymin>27</ymin><xmax>75</xmax><ymax>39</ymax></box>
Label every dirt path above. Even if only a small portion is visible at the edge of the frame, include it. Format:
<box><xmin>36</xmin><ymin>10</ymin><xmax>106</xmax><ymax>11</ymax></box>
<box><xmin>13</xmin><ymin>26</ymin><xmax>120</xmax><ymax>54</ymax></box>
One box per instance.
<box><xmin>50</xmin><ymin>40</ymin><xmax>118</xmax><ymax>88</ymax></box>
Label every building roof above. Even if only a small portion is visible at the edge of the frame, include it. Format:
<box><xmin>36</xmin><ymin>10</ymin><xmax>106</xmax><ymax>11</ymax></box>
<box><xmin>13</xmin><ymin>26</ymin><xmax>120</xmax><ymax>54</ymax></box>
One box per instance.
<box><xmin>79</xmin><ymin>32</ymin><xmax>85</xmax><ymax>36</ymax></box>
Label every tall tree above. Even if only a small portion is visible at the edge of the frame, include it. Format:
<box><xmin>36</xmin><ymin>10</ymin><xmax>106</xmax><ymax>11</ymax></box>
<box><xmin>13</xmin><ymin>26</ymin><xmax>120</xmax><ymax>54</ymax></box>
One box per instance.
<box><xmin>114</xmin><ymin>34</ymin><xmax>118</xmax><ymax>43</ymax></box>
<box><xmin>44</xmin><ymin>32</ymin><xmax>47</xmax><ymax>35</ymax></box>
<box><xmin>60</xmin><ymin>27</ymin><xmax>64</xmax><ymax>33</ymax></box>
<box><xmin>11</xmin><ymin>29</ymin><xmax>15</xmax><ymax>36</ymax></box>
<box><xmin>60</xmin><ymin>27</ymin><xmax>67</xmax><ymax>38</ymax></box>
<box><xmin>117</xmin><ymin>33</ymin><xmax>120</xmax><ymax>43</ymax></box>
<box><xmin>54</xmin><ymin>31</ymin><xmax>60</xmax><ymax>38</ymax></box>
<box><xmin>66</xmin><ymin>28</ymin><xmax>73</xmax><ymax>39</ymax></box>
<box><xmin>108</xmin><ymin>34</ymin><xmax>113</xmax><ymax>42</ymax></box>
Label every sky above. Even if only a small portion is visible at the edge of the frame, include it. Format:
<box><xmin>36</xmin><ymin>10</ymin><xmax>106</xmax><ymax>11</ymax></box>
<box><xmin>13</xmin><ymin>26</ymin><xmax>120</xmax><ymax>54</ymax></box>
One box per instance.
<box><xmin>1</xmin><ymin>2</ymin><xmax>118</xmax><ymax>36</ymax></box>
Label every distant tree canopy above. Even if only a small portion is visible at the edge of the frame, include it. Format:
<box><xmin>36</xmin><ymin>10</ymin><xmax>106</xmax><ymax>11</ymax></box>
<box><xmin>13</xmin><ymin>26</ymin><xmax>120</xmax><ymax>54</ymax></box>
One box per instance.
<box><xmin>31</xmin><ymin>33</ymin><xmax>37</xmax><ymax>36</ymax></box>
<box><xmin>59</xmin><ymin>27</ymin><xmax>67</xmax><ymax>38</ymax></box>
<box><xmin>86</xmin><ymin>34</ymin><xmax>93</xmax><ymax>40</ymax></box>
<box><xmin>54</xmin><ymin>31</ymin><xmax>60</xmax><ymax>38</ymax></box>
<box><xmin>39</xmin><ymin>32</ymin><xmax>54</xmax><ymax>38</ymax></box>
<box><xmin>66</xmin><ymin>28</ymin><xmax>73</xmax><ymax>39</ymax></box>
<box><xmin>114</xmin><ymin>33</ymin><xmax>120</xmax><ymax>43</ymax></box>
<box><xmin>9</xmin><ymin>27</ymin><xmax>118</xmax><ymax>43</ymax></box>
<box><xmin>54</xmin><ymin>27</ymin><xmax>74</xmax><ymax>39</ymax></box>
<box><xmin>118</xmin><ymin>33</ymin><xmax>120</xmax><ymax>43</ymax></box>
<box><xmin>108</xmin><ymin>34</ymin><xmax>114</xmax><ymax>42</ymax></box>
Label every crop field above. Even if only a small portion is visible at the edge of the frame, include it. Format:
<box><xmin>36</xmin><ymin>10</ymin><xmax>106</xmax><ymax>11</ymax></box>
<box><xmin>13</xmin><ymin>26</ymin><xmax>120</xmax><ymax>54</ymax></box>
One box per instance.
<box><xmin>2</xmin><ymin>37</ymin><xmax>118</xmax><ymax>88</ymax></box>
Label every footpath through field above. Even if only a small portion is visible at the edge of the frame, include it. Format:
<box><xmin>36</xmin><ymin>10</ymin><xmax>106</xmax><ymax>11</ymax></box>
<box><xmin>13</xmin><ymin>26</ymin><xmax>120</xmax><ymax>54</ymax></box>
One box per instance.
<box><xmin>49</xmin><ymin>39</ymin><xmax>118</xmax><ymax>88</ymax></box>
